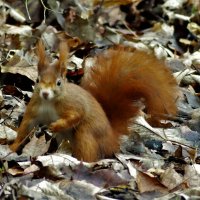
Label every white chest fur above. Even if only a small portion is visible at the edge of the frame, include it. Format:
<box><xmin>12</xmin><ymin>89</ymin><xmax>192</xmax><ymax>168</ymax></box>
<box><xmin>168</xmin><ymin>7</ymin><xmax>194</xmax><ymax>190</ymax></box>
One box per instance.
<box><xmin>36</xmin><ymin>101</ymin><xmax>59</xmax><ymax>125</ymax></box>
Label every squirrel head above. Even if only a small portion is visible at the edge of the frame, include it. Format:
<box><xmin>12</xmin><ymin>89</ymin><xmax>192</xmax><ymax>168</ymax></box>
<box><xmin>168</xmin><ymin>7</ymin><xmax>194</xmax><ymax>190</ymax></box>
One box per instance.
<box><xmin>35</xmin><ymin>40</ymin><xmax>69</xmax><ymax>101</ymax></box>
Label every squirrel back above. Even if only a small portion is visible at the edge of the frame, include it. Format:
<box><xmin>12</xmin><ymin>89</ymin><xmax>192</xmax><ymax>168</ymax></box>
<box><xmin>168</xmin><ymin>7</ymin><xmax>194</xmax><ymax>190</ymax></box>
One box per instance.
<box><xmin>81</xmin><ymin>46</ymin><xmax>177</xmax><ymax>134</ymax></box>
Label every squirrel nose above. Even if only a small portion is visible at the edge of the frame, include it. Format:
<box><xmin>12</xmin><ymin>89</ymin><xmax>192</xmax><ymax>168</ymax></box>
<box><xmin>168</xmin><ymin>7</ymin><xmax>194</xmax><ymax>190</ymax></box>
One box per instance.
<box><xmin>42</xmin><ymin>92</ymin><xmax>49</xmax><ymax>99</ymax></box>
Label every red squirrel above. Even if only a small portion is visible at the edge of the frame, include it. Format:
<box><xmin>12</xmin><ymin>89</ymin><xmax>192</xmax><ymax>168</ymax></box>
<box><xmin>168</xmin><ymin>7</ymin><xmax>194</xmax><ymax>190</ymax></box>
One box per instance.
<box><xmin>9</xmin><ymin>41</ymin><xmax>177</xmax><ymax>162</ymax></box>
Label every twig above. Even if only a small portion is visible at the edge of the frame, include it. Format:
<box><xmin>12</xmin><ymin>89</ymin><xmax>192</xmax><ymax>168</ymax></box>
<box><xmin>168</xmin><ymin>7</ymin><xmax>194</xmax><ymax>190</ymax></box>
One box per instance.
<box><xmin>24</xmin><ymin>0</ymin><xmax>31</xmax><ymax>20</ymax></box>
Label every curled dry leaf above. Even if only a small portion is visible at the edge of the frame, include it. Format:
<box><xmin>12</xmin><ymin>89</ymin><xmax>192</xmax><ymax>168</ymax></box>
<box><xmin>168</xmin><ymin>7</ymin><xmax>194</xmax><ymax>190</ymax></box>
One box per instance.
<box><xmin>0</xmin><ymin>125</ymin><xmax>17</xmax><ymax>142</ymax></box>
<box><xmin>24</xmin><ymin>164</ymin><xmax>40</xmax><ymax>175</ymax></box>
<box><xmin>1</xmin><ymin>24</ymin><xmax>32</xmax><ymax>36</ymax></box>
<box><xmin>184</xmin><ymin>164</ymin><xmax>200</xmax><ymax>188</ymax></box>
<box><xmin>30</xmin><ymin>180</ymin><xmax>74</xmax><ymax>200</ymax></box>
<box><xmin>23</xmin><ymin>134</ymin><xmax>51</xmax><ymax>157</ymax></box>
<box><xmin>9</xmin><ymin>8</ymin><xmax>26</xmax><ymax>23</ymax></box>
<box><xmin>59</xmin><ymin>179</ymin><xmax>102</xmax><ymax>200</ymax></box>
<box><xmin>136</xmin><ymin>171</ymin><xmax>168</xmax><ymax>194</ymax></box>
<box><xmin>174</xmin><ymin>69</ymin><xmax>195</xmax><ymax>85</ymax></box>
<box><xmin>37</xmin><ymin>154</ymin><xmax>81</xmax><ymax>167</ymax></box>
<box><xmin>7</xmin><ymin>166</ymin><xmax>24</xmax><ymax>176</ymax></box>
<box><xmin>1</xmin><ymin>56</ymin><xmax>38</xmax><ymax>82</ymax></box>
<box><xmin>160</xmin><ymin>165</ymin><xmax>183</xmax><ymax>190</ymax></box>
<box><xmin>163</xmin><ymin>0</ymin><xmax>188</xmax><ymax>9</ymax></box>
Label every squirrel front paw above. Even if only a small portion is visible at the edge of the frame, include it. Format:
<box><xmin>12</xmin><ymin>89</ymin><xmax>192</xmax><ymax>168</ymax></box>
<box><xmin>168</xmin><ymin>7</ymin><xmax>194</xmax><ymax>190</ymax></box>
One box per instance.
<box><xmin>49</xmin><ymin>120</ymin><xmax>63</xmax><ymax>133</ymax></box>
<box><xmin>49</xmin><ymin>120</ymin><xmax>67</xmax><ymax>133</ymax></box>
<box><xmin>49</xmin><ymin>122</ymin><xmax>58</xmax><ymax>133</ymax></box>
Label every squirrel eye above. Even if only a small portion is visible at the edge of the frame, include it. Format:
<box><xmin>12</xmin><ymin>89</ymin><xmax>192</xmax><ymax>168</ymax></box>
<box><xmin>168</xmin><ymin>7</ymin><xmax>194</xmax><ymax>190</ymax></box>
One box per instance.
<box><xmin>56</xmin><ymin>79</ymin><xmax>62</xmax><ymax>86</ymax></box>
<box><xmin>36</xmin><ymin>77</ymin><xmax>40</xmax><ymax>83</ymax></box>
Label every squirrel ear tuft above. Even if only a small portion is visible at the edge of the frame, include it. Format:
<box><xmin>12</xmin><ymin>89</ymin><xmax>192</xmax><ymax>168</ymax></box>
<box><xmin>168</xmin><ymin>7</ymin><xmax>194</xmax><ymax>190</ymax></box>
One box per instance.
<box><xmin>58</xmin><ymin>41</ymin><xmax>69</xmax><ymax>78</ymax></box>
<box><xmin>36</xmin><ymin>39</ymin><xmax>49</xmax><ymax>73</ymax></box>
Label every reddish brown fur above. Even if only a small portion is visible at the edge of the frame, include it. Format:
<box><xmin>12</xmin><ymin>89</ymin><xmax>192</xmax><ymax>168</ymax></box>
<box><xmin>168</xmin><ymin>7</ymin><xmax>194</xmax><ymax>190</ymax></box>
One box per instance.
<box><xmin>10</xmin><ymin>42</ymin><xmax>177</xmax><ymax>162</ymax></box>
<box><xmin>10</xmin><ymin>41</ymin><xmax>119</xmax><ymax>162</ymax></box>
<box><xmin>81</xmin><ymin>47</ymin><xmax>177</xmax><ymax>133</ymax></box>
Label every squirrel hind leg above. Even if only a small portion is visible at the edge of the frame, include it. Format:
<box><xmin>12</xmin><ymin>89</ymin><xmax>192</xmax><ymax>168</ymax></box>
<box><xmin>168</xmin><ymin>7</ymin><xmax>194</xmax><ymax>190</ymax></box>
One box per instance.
<box><xmin>73</xmin><ymin>127</ymin><xmax>119</xmax><ymax>162</ymax></box>
<box><xmin>73</xmin><ymin>128</ymin><xmax>100</xmax><ymax>162</ymax></box>
<box><xmin>99</xmin><ymin>130</ymin><xmax>119</xmax><ymax>159</ymax></box>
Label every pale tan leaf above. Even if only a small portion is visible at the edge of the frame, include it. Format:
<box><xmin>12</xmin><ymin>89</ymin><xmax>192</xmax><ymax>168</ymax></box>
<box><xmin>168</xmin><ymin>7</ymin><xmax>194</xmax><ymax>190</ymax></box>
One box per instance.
<box><xmin>160</xmin><ymin>165</ymin><xmax>183</xmax><ymax>190</ymax></box>
<box><xmin>136</xmin><ymin>171</ymin><xmax>168</xmax><ymax>193</ymax></box>
<box><xmin>7</xmin><ymin>167</ymin><xmax>24</xmax><ymax>176</ymax></box>
<box><xmin>24</xmin><ymin>164</ymin><xmax>40</xmax><ymax>174</ymax></box>
<box><xmin>184</xmin><ymin>164</ymin><xmax>200</xmax><ymax>187</ymax></box>
<box><xmin>23</xmin><ymin>134</ymin><xmax>51</xmax><ymax>157</ymax></box>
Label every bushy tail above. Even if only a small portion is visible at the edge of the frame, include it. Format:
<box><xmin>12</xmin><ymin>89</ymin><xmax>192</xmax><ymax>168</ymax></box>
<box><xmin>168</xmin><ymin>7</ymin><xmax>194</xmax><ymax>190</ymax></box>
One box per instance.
<box><xmin>81</xmin><ymin>46</ymin><xmax>177</xmax><ymax>134</ymax></box>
